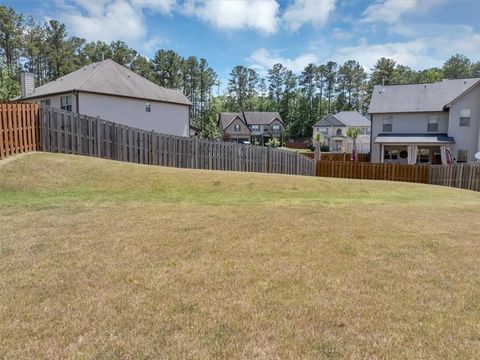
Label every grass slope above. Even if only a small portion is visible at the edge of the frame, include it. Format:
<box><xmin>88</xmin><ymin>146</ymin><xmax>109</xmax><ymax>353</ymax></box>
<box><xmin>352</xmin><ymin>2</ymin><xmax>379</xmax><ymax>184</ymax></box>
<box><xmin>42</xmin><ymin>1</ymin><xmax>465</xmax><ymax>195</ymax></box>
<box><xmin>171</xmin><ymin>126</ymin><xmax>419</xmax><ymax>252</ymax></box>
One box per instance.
<box><xmin>1</xmin><ymin>153</ymin><xmax>479</xmax><ymax>359</ymax></box>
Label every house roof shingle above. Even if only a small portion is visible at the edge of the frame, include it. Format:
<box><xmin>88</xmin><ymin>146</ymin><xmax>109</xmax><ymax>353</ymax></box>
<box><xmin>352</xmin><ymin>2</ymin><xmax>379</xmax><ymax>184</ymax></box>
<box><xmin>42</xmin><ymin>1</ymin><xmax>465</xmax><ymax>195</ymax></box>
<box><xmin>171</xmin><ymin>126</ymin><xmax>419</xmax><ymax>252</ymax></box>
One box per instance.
<box><xmin>313</xmin><ymin>111</ymin><xmax>370</xmax><ymax>127</ymax></box>
<box><xmin>21</xmin><ymin>59</ymin><xmax>192</xmax><ymax>106</ymax></box>
<box><xmin>243</xmin><ymin>111</ymin><xmax>283</xmax><ymax>125</ymax></box>
<box><xmin>368</xmin><ymin>78</ymin><xmax>480</xmax><ymax>114</ymax></box>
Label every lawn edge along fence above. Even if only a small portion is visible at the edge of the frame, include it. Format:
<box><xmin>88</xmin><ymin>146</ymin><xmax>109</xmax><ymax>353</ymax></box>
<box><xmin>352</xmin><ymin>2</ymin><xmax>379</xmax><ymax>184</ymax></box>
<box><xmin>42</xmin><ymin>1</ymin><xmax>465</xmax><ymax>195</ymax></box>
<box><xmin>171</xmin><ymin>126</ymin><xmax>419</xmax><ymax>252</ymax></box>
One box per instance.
<box><xmin>38</xmin><ymin>105</ymin><xmax>315</xmax><ymax>176</ymax></box>
<box><xmin>1</xmin><ymin>102</ymin><xmax>479</xmax><ymax>191</ymax></box>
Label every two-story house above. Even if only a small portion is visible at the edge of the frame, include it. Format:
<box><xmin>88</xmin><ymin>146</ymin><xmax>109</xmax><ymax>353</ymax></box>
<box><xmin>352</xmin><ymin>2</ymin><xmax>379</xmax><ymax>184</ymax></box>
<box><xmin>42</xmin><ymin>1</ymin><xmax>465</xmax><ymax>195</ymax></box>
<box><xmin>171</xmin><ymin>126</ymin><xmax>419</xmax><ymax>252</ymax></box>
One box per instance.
<box><xmin>369</xmin><ymin>78</ymin><xmax>480</xmax><ymax>164</ymax></box>
<box><xmin>312</xmin><ymin>111</ymin><xmax>371</xmax><ymax>153</ymax></box>
<box><xmin>219</xmin><ymin>112</ymin><xmax>284</xmax><ymax>145</ymax></box>
<box><xmin>17</xmin><ymin>59</ymin><xmax>191</xmax><ymax>137</ymax></box>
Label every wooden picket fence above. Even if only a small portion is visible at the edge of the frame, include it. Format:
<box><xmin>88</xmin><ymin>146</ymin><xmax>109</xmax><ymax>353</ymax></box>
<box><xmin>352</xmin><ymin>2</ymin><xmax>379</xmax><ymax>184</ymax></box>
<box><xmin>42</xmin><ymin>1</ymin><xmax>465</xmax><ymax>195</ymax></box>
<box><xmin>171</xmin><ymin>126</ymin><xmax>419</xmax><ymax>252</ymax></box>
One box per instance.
<box><xmin>428</xmin><ymin>163</ymin><xmax>480</xmax><ymax>191</ymax></box>
<box><xmin>38</xmin><ymin>106</ymin><xmax>316</xmax><ymax>176</ymax></box>
<box><xmin>316</xmin><ymin>161</ymin><xmax>429</xmax><ymax>183</ymax></box>
<box><xmin>0</xmin><ymin>102</ymin><xmax>40</xmax><ymax>159</ymax></box>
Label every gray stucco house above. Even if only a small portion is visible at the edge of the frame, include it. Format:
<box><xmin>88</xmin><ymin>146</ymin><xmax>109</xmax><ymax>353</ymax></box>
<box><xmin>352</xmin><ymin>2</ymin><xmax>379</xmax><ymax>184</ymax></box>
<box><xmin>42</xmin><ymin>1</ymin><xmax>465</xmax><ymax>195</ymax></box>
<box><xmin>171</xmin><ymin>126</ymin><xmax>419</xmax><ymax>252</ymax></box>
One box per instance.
<box><xmin>369</xmin><ymin>78</ymin><xmax>480</xmax><ymax>164</ymax></box>
<box><xmin>18</xmin><ymin>59</ymin><xmax>192</xmax><ymax>137</ymax></box>
<box><xmin>219</xmin><ymin>111</ymin><xmax>284</xmax><ymax>145</ymax></box>
<box><xmin>312</xmin><ymin>111</ymin><xmax>371</xmax><ymax>153</ymax></box>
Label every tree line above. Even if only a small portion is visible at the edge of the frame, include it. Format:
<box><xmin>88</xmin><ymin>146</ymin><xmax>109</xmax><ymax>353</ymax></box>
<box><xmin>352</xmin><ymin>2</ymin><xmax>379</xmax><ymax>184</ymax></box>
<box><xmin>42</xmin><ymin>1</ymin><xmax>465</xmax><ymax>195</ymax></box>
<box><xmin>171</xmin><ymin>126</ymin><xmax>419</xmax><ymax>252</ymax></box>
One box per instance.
<box><xmin>1</xmin><ymin>5</ymin><xmax>479</xmax><ymax>139</ymax></box>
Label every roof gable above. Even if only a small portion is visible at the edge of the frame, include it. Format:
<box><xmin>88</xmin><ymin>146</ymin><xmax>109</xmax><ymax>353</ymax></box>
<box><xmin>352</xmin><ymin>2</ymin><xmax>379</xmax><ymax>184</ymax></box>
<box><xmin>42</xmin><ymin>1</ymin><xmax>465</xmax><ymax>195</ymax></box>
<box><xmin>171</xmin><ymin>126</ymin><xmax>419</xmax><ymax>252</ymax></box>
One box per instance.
<box><xmin>243</xmin><ymin>111</ymin><xmax>283</xmax><ymax>125</ymax></box>
<box><xmin>368</xmin><ymin>78</ymin><xmax>480</xmax><ymax>114</ymax></box>
<box><xmin>219</xmin><ymin>112</ymin><xmax>246</xmax><ymax>130</ymax></box>
<box><xmin>313</xmin><ymin>111</ymin><xmax>369</xmax><ymax>127</ymax></box>
<box><xmin>21</xmin><ymin>59</ymin><xmax>191</xmax><ymax>106</ymax></box>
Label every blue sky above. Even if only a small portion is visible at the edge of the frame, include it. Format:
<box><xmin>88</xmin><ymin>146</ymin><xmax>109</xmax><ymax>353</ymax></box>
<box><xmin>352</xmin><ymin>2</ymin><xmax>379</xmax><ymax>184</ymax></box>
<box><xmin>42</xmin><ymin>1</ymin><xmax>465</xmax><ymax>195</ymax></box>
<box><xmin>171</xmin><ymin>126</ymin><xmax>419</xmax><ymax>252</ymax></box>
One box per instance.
<box><xmin>6</xmin><ymin>0</ymin><xmax>480</xmax><ymax>85</ymax></box>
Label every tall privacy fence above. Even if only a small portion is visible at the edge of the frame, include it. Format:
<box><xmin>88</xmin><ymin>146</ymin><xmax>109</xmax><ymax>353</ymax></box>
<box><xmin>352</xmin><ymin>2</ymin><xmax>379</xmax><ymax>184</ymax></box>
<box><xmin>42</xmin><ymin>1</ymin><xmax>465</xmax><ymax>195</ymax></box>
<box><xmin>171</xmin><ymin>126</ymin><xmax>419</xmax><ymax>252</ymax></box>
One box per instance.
<box><xmin>317</xmin><ymin>161</ymin><xmax>429</xmax><ymax>183</ymax></box>
<box><xmin>316</xmin><ymin>160</ymin><xmax>480</xmax><ymax>191</ymax></box>
<box><xmin>428</xmin><ymin>162</ymin><xmax>480</xmax><ymax>192</ymax></box>
<box><xmin>1</xmin><ymin>102</ymin><xmax>479</xmax><ymax>191</ymax></box>
<box><xmin>0</xmin><ymin>102</ymin><xmax>40</xmax><ymax>159</ymax></box>
<box><xmin>38</xmin><ymin>105</ymin><xmax>315</xmax><ymax>176</ymax></box>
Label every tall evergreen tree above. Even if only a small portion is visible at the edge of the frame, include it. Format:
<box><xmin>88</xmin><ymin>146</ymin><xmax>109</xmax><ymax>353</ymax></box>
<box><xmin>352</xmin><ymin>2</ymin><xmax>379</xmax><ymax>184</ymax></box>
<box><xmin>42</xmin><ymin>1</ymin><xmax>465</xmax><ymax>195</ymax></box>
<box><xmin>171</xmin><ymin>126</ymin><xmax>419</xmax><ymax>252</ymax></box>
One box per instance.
<box><xmin>152</xmin><ymin>49</ymin><xmax>183</xmax><ymax>89</ymax></box>
<box><xmin>443</xmin><ymin>54</ymin><xmax>472</xmax><ymax>79</ymax></box>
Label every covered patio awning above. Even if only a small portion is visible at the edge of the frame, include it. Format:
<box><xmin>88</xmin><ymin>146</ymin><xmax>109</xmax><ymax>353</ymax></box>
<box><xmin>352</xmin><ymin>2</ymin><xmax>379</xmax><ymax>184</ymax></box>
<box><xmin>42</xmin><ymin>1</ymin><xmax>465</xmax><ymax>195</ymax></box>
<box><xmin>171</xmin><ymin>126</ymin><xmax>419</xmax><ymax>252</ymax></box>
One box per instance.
<box><xmin>375</xmin><ymin>133</ymin><xmax>455</xmax><ymax>144</ymax></box>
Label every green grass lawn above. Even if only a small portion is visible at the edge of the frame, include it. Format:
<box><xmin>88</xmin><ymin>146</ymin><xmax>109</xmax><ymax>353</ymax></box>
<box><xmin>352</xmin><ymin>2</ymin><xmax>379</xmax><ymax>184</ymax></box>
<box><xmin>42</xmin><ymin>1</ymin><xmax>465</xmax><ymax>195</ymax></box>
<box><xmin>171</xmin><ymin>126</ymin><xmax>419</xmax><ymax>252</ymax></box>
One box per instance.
<box><xmin>1</xmin><ymin>153</ymin><xmax>480</xmax><ymax>359</ymax></box>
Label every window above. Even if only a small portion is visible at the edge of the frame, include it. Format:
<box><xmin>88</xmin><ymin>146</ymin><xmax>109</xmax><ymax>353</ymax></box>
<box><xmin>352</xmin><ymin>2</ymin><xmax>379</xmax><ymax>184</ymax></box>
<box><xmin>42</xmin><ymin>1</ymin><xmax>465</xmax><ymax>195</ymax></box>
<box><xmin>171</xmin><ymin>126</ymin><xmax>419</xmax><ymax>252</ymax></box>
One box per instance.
<box><xmin>234</xmin><ymin>124</ymin><xmax>241</xmax><ymax>132</ymax></box>
<box><xmin>460</xmin><ymin>109</ymin><xmax>470</xmax><ymax>127</ymax></box>
<box><xmin>272</xmin><ymin>125</ymin><xmax>281</xmax><ymax>133</ymax></box>
<box><xmin>362</xmin><ymin>127</ymin><xmax>371</xmax><ymax>135</ymax></box>
<box><xmin>145</xmin><ymin>103</ymin><xmax>151</xmax><ymax>112</ymax></box>
<box><xmin>251</xmin><ymin>125</ymin><xmax>260</xmax><ymax>131</ymax></box>
<box><xmin>60</xmin><ymin>95</ymin><xmax>72</xmax><ymax>111</ymax></box>
<box><xmin>264</xmin><ymin>126</ymin><xmax>269</xmax><ymax>131</ymax></box>
<box><xmin>384</xmin><ymin>149</ymin><xmax>399</xmax><ymax>161</ymax></box>
<box><xmin>40</xmin><ymin>99</ymin><xmax>51</xmax><ymax>106</ymax></box>
<box><xmin>457</xmin><ymin>150</ymin><xmax>468</xmax><ymax>162</ymax></box>
<box><xmin>319</xmin><ymin>127</ymin><xmax>329</xmax><ymax>136</ymax></box>
<box><xmin>336</xmin><ymin>128</ymin><xmax>342</xmax><ymax>136</ymax></box>
<box><xmin>382</xmin><ymin>117</ymin><xmax>392</xmax><ymax>132</ymax></box>
<box><xmin>417</xmin><ymin>148</ymin><xmax>430</xmax><ymax>163</ymax></box>
<box><xmin>427</xmin><ymin>115</ymin><xmax>438</xmax><ymax>132</ymax></box>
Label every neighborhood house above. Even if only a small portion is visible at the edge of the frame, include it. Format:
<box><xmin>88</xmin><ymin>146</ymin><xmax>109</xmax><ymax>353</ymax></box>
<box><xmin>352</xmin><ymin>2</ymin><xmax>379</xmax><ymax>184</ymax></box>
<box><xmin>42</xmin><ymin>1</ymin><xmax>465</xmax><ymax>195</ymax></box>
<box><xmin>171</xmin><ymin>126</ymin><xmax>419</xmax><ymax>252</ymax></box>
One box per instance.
<box><xmin>369</xmin><ymin>78</ymin><xmax>480</xmax><ymax>164</ymax></box>
<box><xmin>312</xmin><ymin>111</ymin><xmax>371</xmax><ymax>153</ymax></box>
<box><xmin>219</xmin><ymin>112</ymin><xmax>284</xmax><ymax>145</ymax></box>
<box><xmin>18</xmin><ymin>59</ymin><xmax>192</xmax><ymax>137</ymax></box>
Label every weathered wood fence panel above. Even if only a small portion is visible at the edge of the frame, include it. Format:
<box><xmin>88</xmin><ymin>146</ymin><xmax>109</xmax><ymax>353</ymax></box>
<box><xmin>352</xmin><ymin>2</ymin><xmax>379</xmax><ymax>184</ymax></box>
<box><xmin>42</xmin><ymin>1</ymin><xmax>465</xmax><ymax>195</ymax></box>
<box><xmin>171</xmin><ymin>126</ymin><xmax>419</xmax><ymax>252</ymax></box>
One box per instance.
<box><xmin>0</xmin><ymin>102</ymin><xmax>40</xmax><ymax>159</ymax></box>
<box><xmin>38</xmin><ymin>106</ymin><xmax>316</xmax><ymax>176</ymax></box>
<box><xmin>428</xmin><ymin>163</ymin><xmax>480</xmax><ymax>192</ymax></box>
<box><xmin>316</xmin><ymin>161</ymin><xmax>429</xmax><ymax>183</ymax></box>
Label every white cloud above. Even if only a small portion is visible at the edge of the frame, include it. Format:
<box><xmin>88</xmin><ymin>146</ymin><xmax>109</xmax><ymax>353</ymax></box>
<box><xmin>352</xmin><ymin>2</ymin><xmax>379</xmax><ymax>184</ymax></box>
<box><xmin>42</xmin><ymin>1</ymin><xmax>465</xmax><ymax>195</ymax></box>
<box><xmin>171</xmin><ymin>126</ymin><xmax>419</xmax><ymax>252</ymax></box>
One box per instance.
<box><xmin>181</xmin><ymin>0</ymin><xmax>279</xmax><ymax>34</ymax></box>
<box><xmin>333</xmin><ymin>25</ymin><xmax>480</xmax><ymax>70</ymax></box>
<box><xmin>362</xmin><ymin>0</ymin><xmax>444</xmax><ymax>24</ymax></box>
<box><xmin>248</xmin><ymin>48</ymin><xmax>319</xmax><ymax>73</ymax></box>
<box><xmin>60</xmin><ymin>0</ymin><xmax>175</xmax><ymax>51</ymax></box>
<box><xmin>283</xmin><ymin>0</ymin><xmax>335</xmax><ymax>31</ymax></box>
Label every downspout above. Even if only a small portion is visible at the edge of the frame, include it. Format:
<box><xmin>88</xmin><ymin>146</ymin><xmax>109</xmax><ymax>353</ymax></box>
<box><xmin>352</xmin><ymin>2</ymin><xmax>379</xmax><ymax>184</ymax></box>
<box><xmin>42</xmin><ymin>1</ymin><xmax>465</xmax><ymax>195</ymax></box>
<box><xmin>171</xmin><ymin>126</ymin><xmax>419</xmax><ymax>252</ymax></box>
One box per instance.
<box><xmin>74</xmin><ymin>91</ymin><xmax>80</xmax><ymax>113</ymax></box>
<box><xmin>370</xmin><ymin>114</ymin><xmax>374</xmax><ymax>162</ymax></box>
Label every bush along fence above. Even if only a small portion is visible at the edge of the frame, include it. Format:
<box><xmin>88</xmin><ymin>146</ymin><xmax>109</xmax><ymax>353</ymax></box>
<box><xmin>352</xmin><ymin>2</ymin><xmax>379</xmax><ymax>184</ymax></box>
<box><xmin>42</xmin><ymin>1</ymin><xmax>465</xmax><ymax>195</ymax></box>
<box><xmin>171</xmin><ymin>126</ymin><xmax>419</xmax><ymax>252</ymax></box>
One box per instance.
<box><xmin>0</xmin><ymin>102</ymin><xmax>40</xmax><ymax>159</ymax></box>
<box><xmin>38</xmin><ymin>105</ymin><xmax>316</xmax><ymax>176</ymax></box>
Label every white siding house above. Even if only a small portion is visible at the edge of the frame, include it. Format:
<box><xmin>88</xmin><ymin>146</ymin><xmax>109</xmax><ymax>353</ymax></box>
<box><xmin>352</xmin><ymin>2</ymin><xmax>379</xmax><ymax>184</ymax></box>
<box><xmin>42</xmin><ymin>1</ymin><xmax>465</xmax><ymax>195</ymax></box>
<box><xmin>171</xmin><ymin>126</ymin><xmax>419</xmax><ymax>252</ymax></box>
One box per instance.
<box><xmin>312</xmin><ymin>111</ymin><xmax>371</xmax><ymax>153</ymax></box>
<box><xmin>18</xmin><ymin>59</ymin><xmax>191</xmax><ymax>137</ymax></box>
<box><xmin>369</xmin><ymin>78</ymin><xmax>480</xmax><ymax>164</ymax></box>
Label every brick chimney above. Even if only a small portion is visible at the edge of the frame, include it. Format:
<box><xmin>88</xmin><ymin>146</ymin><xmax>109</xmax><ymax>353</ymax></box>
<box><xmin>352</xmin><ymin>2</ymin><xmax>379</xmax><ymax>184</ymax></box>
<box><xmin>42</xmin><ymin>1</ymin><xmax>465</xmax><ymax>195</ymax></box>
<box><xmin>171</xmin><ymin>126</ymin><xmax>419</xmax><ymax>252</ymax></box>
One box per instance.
<box><xmin>20</xmin><ymin>72</ymin><xmax>35</xmax><ymax>98</ymax></box>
